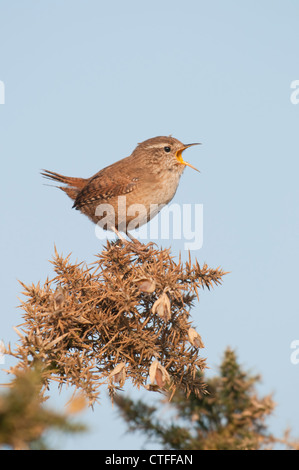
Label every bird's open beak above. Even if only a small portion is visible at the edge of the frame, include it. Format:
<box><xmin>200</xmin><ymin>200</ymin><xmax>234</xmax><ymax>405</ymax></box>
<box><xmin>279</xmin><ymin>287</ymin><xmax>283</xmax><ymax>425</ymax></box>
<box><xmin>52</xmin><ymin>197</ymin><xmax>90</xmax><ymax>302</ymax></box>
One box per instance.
<box><xmin>175</xmin><ymin>143</ymin><xmax>201</xmax><ymax>172</ymax></box>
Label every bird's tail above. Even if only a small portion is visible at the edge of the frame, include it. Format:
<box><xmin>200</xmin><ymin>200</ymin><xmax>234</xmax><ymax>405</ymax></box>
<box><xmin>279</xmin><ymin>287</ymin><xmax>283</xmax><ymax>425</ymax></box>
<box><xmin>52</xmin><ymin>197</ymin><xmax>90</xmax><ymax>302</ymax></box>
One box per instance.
<box><xmin>41</xmin><ymin>169</ymin><xmax>87</xmax><ymax>201</ymax></box>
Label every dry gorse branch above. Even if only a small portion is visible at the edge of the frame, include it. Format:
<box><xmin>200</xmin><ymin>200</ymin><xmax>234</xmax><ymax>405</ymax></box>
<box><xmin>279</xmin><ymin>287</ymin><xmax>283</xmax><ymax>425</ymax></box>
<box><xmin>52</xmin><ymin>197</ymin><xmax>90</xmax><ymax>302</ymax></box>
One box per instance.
<box><xmin>5</xmin><ymin>241</ymin><xmax>226</xmax><ymax>406</ymax></box>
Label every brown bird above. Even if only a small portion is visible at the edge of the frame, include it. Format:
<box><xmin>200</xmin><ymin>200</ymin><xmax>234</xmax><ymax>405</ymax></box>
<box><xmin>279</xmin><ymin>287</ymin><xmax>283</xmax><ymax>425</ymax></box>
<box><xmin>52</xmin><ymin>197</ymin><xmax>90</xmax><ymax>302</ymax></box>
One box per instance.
<box><xmin>42</xmin><ymin>136</ymin><xmax>200</xmax><ymax>241</ymax></box>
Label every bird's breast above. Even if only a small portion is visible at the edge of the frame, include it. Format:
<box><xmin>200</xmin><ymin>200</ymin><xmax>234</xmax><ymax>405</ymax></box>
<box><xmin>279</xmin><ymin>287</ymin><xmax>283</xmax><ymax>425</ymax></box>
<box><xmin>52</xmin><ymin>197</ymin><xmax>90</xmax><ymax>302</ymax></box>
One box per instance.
<box><xmin>87</xmin><ymin>168</ymin><xmax>183</xmax><ymax>231</ymax></box>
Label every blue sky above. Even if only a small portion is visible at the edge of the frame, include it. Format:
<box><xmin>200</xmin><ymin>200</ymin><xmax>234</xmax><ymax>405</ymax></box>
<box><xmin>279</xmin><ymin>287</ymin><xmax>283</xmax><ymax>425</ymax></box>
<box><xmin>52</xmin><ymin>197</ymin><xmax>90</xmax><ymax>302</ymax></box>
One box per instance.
<box><xmin>1</xmin><ymin>0</ymin><xmax>299</xmax><ymax>449</ymax></box>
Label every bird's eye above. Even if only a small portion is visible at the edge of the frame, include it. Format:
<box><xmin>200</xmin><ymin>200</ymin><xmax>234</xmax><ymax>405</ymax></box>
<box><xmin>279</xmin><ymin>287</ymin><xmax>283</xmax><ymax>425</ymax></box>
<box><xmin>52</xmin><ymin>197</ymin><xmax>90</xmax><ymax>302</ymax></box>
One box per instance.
<box><xmin>164</xmin><ymin>146</ymin><xmax>171</xmax><ymax>153</ymax></box>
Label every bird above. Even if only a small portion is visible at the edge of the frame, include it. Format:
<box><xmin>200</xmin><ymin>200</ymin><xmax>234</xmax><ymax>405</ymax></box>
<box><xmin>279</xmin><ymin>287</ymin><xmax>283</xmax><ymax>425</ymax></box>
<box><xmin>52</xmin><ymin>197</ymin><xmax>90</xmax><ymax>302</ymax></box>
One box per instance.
<box><xmin>41</xmin><ymin>136</ymin><xmax>200</xmax><ymax>242</ymax></box>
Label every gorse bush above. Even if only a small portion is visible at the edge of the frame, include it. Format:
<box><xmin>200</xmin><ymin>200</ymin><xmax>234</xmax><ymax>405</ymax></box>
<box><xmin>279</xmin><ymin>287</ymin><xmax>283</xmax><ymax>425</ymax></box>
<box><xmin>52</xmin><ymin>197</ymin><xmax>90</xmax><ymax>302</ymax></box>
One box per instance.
<box><xmin>6</xmin><ymin>241</ymin><xmax>226</xmax><ymax>405</ymax></box>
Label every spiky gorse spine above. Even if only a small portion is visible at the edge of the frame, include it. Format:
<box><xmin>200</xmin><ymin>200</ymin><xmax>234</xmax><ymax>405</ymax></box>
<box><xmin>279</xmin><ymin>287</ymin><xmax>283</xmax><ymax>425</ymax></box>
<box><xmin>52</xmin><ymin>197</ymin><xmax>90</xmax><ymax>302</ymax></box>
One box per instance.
<box><xmin>6</xmin><ymin>241</ymin><xmax>226</xmax><ymax>405</ymax></box>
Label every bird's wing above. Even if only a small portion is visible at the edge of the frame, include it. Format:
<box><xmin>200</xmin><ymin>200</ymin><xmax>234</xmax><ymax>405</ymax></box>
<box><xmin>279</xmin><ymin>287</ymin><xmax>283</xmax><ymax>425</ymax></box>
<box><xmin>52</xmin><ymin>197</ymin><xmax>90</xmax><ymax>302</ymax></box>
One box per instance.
<box><xmin>73</xmin><ymin>173</ymin><xmax>138</xmax><ymax>209</ymax></box>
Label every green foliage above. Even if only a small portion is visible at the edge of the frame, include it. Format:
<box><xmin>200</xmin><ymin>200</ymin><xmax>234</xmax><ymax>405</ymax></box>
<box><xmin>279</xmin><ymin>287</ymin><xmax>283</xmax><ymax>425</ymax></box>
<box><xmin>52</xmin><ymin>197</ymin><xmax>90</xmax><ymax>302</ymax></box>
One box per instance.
<box><xmin>0</xmin><ymin>368</ymin><xmax>86</xmax><ymax>450</ymax></box>
<box><xmin>115</xmin><ymin>348</ymin><xmax>299</xmax><ymax>450</ymax></box>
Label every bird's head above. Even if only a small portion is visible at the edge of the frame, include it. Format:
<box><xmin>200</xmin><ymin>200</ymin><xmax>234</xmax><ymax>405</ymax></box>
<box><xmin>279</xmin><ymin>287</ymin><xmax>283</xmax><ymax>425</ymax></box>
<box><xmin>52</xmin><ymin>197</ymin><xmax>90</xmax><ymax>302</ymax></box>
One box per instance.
<box><xmin>133</xmin><ymin>136</ymin><xmax>200</xmax><ymax>174</ymax></box>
